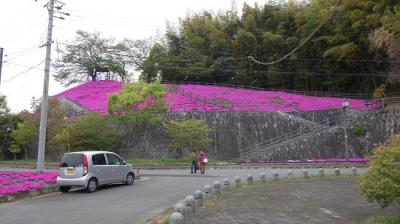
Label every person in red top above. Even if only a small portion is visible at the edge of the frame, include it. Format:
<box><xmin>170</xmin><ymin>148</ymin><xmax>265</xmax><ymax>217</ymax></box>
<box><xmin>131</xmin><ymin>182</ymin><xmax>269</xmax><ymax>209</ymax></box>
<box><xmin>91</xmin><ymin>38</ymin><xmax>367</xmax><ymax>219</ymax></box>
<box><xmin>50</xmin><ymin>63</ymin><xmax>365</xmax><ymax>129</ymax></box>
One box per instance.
<box><xmin>198</xmin><ymin>150</ymin><xmax>207</xmax><ymax>174</ymax></box>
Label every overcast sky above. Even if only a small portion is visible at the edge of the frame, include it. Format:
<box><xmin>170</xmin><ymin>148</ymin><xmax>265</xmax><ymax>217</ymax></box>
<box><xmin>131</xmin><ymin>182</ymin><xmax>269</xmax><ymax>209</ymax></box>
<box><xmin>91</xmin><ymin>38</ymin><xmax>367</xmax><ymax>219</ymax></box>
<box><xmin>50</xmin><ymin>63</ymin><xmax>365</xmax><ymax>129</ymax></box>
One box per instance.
<box><xmin>0</xmin><ymin>0</ymin><xmax>268</xmax><ymax>113</ymax></box>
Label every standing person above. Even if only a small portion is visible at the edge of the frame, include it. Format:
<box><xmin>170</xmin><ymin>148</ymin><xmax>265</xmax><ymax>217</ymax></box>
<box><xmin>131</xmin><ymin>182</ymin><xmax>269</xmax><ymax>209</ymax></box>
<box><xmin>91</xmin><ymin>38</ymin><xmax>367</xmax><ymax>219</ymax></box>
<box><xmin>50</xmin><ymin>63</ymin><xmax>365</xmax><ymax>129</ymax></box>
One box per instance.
<box><xmin>190</xmin><ymin>150</ymin><xmax>197</xmax><ymax>174</ymax></box>
<box><xmin>198</xmin><ymin>150</ymin><xmax>208</xmax><ymax>174</ymax></box>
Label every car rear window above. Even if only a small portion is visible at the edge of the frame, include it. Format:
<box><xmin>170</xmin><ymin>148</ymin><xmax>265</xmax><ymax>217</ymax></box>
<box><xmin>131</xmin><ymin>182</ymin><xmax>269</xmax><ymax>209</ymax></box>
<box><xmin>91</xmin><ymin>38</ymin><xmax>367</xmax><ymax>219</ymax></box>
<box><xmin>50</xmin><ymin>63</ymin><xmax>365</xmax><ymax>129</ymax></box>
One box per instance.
<box><xmin>92</xmin><ymin>154</ymin><xmax>106</xmax><ymax>165</ymax></box>
<box><xmin>60</xmin><ymin>154</ymin><xmax>83</xmax><ymax>167</ymax></box>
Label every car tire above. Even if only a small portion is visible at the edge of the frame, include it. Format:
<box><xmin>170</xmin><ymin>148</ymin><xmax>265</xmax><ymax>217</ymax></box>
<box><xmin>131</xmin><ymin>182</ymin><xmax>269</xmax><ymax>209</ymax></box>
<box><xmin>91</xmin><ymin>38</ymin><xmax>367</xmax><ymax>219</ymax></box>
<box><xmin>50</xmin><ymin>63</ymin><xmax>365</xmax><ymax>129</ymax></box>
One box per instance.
<box><xmin>59</xmin><ymin>186</ymin><xmax>71</xmax><ymax>193</ymax></box>
<box><xmin>86</xmin><ymin>178</ymin><xmax>98</xmax><ymax>193</ymax></box>
<box><xmin>125</xmin><ymin>173</ymin><xmax>134</xmax><ymax>185</ymax></box>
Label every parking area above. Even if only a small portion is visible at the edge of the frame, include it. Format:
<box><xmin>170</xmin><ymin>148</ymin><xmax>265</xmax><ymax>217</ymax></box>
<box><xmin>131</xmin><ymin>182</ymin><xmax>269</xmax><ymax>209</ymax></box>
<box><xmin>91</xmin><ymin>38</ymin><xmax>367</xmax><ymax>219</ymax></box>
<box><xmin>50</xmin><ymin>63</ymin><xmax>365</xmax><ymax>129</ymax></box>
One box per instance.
<box><xmin>187</xmin><ymin>178</ymin><xmax>400</xmax><ymax>224</ymax></box>
<box><xmin>0</xmin><ymin>167</ymin><xmax>377</xmax><ymax>224</ymax></box>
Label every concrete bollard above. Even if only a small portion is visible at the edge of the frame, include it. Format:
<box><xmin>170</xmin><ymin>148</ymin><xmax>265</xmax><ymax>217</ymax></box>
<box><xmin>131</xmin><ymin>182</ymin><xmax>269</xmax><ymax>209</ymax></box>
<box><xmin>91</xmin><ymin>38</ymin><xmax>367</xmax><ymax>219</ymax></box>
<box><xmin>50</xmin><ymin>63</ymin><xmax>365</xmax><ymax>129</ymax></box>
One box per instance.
<box><xmin>287</xmin><ymin>170</ymin><xmax>293</xmax><ymax>178</ymax></box>
<box><xmin>234</xmin><ymin>176</ymin><xmax>241</xmax><ymax>188</ymax></box>
<box><xmin>302</xmin><ymin>169</ymin><xmax>309</xmax><ymax>178</ymax></box>
<box><xmin>169</xmin><ymin>212</ymin><xmax>184</xmax><ymax>224</ymax></box>
<box><xmin>273</xmin><ymin>171</ymin><xmax>279</xmax><ymax>181</ymax></box>
<box><xmin>334</xmin><ymin>168</ymin><xmax>340</xmax><ymax>176</ymax></box>
<box><xmin>184</xmin><ymin>195</ymin><xmax>195</xmax><ymax>215</ymax></box>
<box><xmin>260</xmin><ymin>173</ymin><xmax>266</xmax><ymax>183</ymax></box>
<box><xmin>352</xmin><ymin>167</ymin><xmax>357</xmax><ymax>175</ymax></box>
<box><xmin>194</xmin><ymin>190</ymin><xmax>203</xmax><ymax>208</ymax></box>
<box><xmin>247</xmin><ymin>175</ymin><xmax>253</xmax><ymax>185</ymax></box>
<box><xmin>204</xmin><ymin>185</ymin><xmax>212</xmax><ymax>199</ymax></box>
<box><xmin>174</xmin><ymin>202</ymin><xmax>186</xmax><ymax>216</ymax></box>
<box><xmin>212</xmin><ymin>181</ymin><xmax>221</xmax><ymax>194</ymax></box>
<box><xmin>223</xmin><ymin>178</ymin><xmax>231</xmax><ymax>190</ymax></box>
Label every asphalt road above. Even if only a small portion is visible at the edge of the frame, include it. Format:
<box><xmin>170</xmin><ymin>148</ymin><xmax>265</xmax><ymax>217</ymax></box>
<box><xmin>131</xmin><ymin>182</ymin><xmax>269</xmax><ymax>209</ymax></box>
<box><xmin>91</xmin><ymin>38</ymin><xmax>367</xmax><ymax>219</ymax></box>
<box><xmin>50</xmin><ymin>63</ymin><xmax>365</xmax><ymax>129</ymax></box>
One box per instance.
<box><xmin>0</xmin><ymin>167</ymin><xmax>365</xmax><ymax>224</ymax></box>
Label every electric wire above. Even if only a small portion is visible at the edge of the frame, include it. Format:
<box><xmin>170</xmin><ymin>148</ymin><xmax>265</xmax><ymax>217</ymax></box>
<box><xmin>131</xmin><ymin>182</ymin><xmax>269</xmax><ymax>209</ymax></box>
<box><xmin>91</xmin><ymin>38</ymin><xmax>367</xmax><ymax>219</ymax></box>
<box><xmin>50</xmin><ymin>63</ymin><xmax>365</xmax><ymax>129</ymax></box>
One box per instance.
<box><xmin>2</xmin><ymin>61</ymin><xmax>45</xmax><ymax>84</ymax></box>
<box><xmin>248</xmin><ymin>0</ymin><xmax>341</xmax><ymax>66</ymax></box>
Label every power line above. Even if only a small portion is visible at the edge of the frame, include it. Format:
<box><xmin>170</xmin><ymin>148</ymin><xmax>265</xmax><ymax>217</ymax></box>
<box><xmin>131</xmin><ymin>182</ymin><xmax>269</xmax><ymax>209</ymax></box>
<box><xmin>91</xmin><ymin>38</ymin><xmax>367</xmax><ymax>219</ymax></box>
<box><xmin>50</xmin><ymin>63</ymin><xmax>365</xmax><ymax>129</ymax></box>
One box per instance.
<box><xmin>66</xmin><ymin>13</ymin><xmax>162</xmax><ymax>29</ymax></box>
<box><xmin>19</xmin><ymin>40</ymin><xmax>400</xmax><ymax>65</ymax></box>
<box><xmin>59</xmin><ymin>41</ymin><xmax>399</xmax><ymax>63</ymax></box>
<box><xmin>4</xmin><ymin>45</ymin><xmax>39</xmax><ymax>56</ymax></box>
<box><xmin>249</xmin><ymin>0</ymin><xmax>341</xmax><ymax>66</ymax></box>
<box><xmin>4</xmin><ymin>61</ymin><xmax>45</xmax><ymax>70</ymax></box>
<box><xmin>158</xmin><ymin>64</ymin><xmax>393</xmax><ymax>77</ymax></box>
<box><xmin>3</xmin><ymin>47</ymin><xmax>40</xmax><ymax>62</ymax></box>
<box><xmin>2</xmin><ymin>61</ymin><xmax>44</xmax><ymax>84</ymax></box>
<box><xmin>56</xmin><ymin>40</ymin><xmax>394</xmax><ymax>77</ymax></box>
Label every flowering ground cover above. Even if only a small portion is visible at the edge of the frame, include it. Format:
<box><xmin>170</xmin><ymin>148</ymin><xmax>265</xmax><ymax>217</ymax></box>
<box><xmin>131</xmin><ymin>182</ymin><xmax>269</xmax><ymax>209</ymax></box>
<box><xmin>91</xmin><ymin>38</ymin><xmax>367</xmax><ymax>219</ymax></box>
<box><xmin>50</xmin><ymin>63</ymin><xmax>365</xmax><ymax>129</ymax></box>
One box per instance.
<box><xmin>246</xmin><ymin>157</ymin><xmax>369</xmax><ymax>164</ymax></box>
<box><xmin>0</xmin><ymin>172</ymin><xmax>58</xmax><ymax>196</ymax></box>
<box><xmin>54</xmin><ymin>80</ymin><xmax>123</xmax><ymax>115</ymax></box>
<box><xmin>176</xmin><ymin>84</ymin><xmax>368</xmax><ymax>112</ymax></box>
<box><xmin>54</xmin><ymin>81</ymin><xmax>372</xmax><ymax>114</ymax></box>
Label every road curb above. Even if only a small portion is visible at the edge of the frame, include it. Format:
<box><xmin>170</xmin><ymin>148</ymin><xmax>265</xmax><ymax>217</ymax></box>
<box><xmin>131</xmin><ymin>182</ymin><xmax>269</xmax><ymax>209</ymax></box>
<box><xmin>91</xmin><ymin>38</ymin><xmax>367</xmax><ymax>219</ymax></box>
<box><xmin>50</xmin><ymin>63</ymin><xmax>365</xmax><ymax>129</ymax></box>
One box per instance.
<box><xmin>0</xmin><ymin>163</ymin><xmax>368</xmax><ymax>170</ymax></box>
<box><xmin>0</xmin><ymin>185</ymin><xmax>58</xmax><ymax>204</ymax></box>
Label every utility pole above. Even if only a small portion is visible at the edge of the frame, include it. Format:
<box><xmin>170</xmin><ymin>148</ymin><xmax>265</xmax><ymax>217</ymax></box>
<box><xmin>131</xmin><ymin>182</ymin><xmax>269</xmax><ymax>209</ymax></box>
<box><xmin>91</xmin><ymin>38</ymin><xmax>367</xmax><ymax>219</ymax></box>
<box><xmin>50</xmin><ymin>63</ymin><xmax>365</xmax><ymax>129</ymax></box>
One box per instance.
<box><xmin>342</xmin><ymin>99</ymin><xmax>349</xmax><ymax>162</ymax></box>
<box><xmin>36</xmin><ymin>0</ymin><xmax>69</xmax><ymax>172</ymax></box>
<box><xmin>0</xmin><ymin>47</ymin><xmax>3</xmax><ymax>84</ymax></box>
<box><xmin>37</xmin><ymin>0</ymin><xmax>55</xmax><ymax>172</ymax></box>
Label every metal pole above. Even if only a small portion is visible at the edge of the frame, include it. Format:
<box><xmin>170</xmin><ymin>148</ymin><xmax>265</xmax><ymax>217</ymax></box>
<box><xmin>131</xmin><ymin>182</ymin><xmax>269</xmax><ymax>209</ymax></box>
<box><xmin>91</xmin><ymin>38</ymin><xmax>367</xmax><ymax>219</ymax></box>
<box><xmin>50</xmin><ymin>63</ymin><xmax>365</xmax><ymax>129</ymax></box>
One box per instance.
<box><xmin>343</xmin><ymin>106</ymin><xmax>349</xmax><ymax>161</ymax></box>
<box><xmin>37</xmin><ymin>0</ymin><xmax>55</xmax><ymax>172</ymax></box>
<box><xmin>0</xmin><ymin>47</ymin><xmax>3</xmax><ymax>84</ymax></box>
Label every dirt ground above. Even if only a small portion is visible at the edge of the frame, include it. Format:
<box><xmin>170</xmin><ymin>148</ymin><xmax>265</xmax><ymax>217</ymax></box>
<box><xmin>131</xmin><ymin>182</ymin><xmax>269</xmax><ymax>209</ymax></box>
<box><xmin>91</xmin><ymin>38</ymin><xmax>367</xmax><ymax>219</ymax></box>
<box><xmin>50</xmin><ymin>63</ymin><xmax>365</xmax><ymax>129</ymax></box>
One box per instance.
<box><xmin>187</xmin><ymin>177</ymin><xmax>400</xmax><ymax>224</ymax></box>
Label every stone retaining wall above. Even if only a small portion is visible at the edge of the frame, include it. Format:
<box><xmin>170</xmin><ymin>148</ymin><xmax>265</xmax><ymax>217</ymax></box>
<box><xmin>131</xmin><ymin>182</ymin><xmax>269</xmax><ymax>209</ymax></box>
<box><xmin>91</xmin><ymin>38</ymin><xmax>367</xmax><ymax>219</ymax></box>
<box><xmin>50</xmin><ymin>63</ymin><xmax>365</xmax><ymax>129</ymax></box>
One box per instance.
<box><xmin>117</xmin><ymin>109</ymin><xmax>400</xmax><ymax>161</ymax></box>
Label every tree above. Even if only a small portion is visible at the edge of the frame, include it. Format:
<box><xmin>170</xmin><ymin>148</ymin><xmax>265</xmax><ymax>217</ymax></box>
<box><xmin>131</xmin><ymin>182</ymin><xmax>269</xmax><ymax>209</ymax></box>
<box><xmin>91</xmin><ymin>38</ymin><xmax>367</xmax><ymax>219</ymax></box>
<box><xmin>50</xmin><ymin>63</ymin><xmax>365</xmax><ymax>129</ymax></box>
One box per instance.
<box><xmin>359</xmin><ymin>134</ymin><xmax>400</xmax><ymax>208</ymax></box>
<box><xmin>146</xmin><ymin>0</ymin><xmax>400</xmax><ymax>95</ymax></box>
<box><xmin>0</xmin><ymin>96</ymin><xmax>20</xmax><ymax>159</ymax></box>
<box><xmin>11</xmin><ymin>98</ymin><xmax>67</xmax><ymax>158</ymax></box>
<box><xmin>165</xmin><ymin>119</ymin><xmax>211</xmax><ymax>159</ymax></box>
<box><xmin>0</xmin><ymin>95</ymin><xmax>10</xmax><ymax>115</ymax></box>
<box><xmin>108</xmin><ymin>81</ymin><xmax>168</xmax><ymax>156</ymax></box>
<box><xmin>52</xmin><ymin>113</ymin><xmax>120</xmax><ymax>152</ymax></box>
<box><xmin>8</xmin><ymin>144</ymin><xmax>21</xmax><ymax>161</ymax></box>
<box><xmin>54</xmin><ymin>30</ymin><xmax>147</xmax><ymax>86</ymax></box>
<box><xmin>140</xmin><ymin>43</ymin><xmax>166</xmax><ymax>83</ymax></box>
<box><xmin>108</xmin><ymin>38</ymin><xmax>153</xmax><ymax>82</ymax></box>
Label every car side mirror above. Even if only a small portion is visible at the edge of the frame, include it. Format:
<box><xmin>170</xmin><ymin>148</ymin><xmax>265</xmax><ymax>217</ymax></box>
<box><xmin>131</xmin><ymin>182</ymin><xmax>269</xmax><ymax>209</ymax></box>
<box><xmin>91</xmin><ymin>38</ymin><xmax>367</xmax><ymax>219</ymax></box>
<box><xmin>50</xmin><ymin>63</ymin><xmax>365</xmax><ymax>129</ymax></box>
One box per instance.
<box><xmin>121</xmin><ymin>161</ymin><xmax>126</xmax><ymax>165</ymax></box>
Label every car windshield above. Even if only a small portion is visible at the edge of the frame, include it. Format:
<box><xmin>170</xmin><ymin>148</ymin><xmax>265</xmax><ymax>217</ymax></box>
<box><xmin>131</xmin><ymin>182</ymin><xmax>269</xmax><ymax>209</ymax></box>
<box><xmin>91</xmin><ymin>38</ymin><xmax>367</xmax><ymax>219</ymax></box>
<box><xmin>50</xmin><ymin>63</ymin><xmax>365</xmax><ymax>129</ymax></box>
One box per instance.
<box><xmin>60</xmin><ymin>154</ymin><xmax>83</xmax><ymax>168</ymax></box>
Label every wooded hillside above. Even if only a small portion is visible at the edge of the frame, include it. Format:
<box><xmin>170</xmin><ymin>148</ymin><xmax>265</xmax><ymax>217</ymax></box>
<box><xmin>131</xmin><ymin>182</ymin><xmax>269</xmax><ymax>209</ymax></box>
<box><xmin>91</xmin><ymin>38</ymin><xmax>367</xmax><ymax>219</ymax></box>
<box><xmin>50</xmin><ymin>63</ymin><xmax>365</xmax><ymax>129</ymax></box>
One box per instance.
<box><xmin>141</xmin><ymin>0</ymin><xmax>400</xmax><ymax>96</ymax></box>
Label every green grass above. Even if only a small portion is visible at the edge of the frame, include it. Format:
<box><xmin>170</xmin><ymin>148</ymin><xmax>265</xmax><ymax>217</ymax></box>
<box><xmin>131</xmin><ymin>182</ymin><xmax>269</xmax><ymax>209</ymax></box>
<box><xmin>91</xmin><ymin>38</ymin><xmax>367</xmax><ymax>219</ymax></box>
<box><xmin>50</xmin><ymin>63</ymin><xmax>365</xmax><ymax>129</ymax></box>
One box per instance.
<box><xmin>356</xmin><ymin>215</ymin><xmax>400</xmax><ymax>224</ymax></box>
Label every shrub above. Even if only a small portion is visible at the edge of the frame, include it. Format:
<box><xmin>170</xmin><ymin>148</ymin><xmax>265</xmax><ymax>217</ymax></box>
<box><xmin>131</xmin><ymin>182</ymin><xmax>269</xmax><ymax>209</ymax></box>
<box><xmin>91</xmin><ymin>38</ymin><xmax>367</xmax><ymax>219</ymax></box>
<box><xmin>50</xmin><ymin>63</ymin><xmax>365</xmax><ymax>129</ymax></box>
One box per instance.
<box><xmin>359</xmin><ymin>134</ymin><xmax>400</xmax><ymax>208</ymax></box>
<box><xmin>165</xmin><ymin>119</ymin><xmax>211</xmax><ymax>159</ymax></box>
<box><xmin>373</xmin><ymin>84</ymin><xmax>386</xmax><ymax>99</ymax></box>
<box><xmin>352</xmin><ymin>123</ymin><xmax>368</xmax><ymax>137</ymax></box>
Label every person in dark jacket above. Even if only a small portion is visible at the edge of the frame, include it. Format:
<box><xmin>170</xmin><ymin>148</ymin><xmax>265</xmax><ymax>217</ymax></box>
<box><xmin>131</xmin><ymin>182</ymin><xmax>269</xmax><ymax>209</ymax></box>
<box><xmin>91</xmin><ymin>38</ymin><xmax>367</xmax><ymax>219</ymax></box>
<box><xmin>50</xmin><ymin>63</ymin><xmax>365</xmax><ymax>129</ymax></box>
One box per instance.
<box><xmin>190</xmin><ymin>150</ymin><xmax>198</xmax><ymax>174</ymax></box>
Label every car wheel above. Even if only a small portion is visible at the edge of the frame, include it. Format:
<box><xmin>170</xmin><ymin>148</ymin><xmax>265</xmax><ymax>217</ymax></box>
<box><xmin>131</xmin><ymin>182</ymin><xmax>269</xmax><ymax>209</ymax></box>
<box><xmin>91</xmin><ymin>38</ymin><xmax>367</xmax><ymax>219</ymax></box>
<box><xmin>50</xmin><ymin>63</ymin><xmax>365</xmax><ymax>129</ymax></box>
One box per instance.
<box><xmin>125</xmin><ymin>173</ymin><xmax>134</xmax><ymax>185</ymax></box>
<box><xmin>59</xmin><ymin>186</ymin><xmax>71</xmax><ymax>193</ymax></box>
<box><xmin>86</xmin><ymin>178</ymin><xmax>98</xmax><ymax>193</ymax></box>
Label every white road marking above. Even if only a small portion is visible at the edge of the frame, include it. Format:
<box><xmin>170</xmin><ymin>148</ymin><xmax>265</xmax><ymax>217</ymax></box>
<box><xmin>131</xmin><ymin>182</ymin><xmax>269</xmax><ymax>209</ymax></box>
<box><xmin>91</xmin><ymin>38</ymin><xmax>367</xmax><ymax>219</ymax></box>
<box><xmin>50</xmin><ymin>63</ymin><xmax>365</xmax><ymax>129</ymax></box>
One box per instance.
<box><xmin>319</xmin><ymin>208</ymin><xmax>342</xmax><ymax>219</ymax></box>
<box><xmin>135</xmin><ymin>176</ymin><xmax>150</xmax><ymax>182</ymax></box>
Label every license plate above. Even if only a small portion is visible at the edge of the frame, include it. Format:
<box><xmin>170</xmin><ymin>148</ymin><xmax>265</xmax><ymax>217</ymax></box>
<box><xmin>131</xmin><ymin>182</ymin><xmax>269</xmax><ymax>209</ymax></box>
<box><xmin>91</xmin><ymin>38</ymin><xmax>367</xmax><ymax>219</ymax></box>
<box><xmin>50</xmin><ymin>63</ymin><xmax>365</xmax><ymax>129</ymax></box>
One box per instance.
<box><xmin>66</xmin><ymin>169</ymin><xmax>74</xmax><ymax>176</ymax></box>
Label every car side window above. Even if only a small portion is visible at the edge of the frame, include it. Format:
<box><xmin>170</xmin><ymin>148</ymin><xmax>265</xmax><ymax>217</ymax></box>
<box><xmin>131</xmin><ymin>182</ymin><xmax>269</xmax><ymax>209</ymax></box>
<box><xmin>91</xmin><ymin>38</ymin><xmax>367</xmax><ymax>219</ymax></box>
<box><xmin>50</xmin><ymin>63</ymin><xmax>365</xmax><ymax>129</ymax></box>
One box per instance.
<box><xmin>106</xmin><ymin>153</ymin><xmax>122</xmax><ymax>165</ymax></box>
<box><xmin>92</xmin><ymin>154</ymin><xmax>106</xmax><ymax>165</ymax></box>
